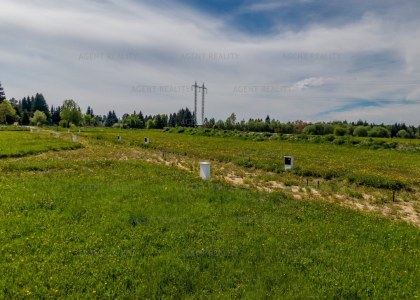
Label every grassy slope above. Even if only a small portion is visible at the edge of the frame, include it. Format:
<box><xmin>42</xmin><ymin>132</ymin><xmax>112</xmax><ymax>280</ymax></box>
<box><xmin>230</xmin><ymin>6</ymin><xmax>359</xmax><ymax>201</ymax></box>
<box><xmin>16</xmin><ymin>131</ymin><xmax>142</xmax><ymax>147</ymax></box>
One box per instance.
<box><xmin>82</xmin><ymin>130</ymin><xmax>420</xmax><ymax>189</ymax></box>
<box><xmin>0</xmin><ymin>132</ymin><xmax>419</xmax><ymax>298</ymax></box>
<box><xmin>0</xmin><ymin>131</ymin><xmax>82</xmax><ymax>158</ymax></box>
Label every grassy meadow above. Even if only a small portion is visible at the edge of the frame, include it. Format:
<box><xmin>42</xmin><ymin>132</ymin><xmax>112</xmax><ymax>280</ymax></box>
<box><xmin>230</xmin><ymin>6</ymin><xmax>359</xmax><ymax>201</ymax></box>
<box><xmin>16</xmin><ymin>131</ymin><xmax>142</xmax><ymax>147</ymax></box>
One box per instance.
<box><xmin>80</xmin><ymin>128</ymin><xmax>420</xmax><ymax>190</ymax></box>
<box><xmin>0</xmin><ymin>131</ymin><xmax>82</xmax><ymax>159</ymax></box>
<box><xmin>0</xmin><ymin>128</ymin><xmax>419</xmax><ymax>298</ymax></box>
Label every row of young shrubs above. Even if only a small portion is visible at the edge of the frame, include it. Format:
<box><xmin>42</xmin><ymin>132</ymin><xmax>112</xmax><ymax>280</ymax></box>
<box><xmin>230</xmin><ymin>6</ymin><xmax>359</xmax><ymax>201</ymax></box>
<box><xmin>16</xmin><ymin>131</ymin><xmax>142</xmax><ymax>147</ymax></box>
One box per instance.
<box><xmin>163</xmin><ymin>127</ymin><xmax>412</xmax><ymax>190</ymax></box>
<box><xmin>164</xmin><ymin>127</ymin><xmax>419</xmax><ymax>151</ymax></box>
<box><xmin>231</xmin><ymin>159</ymin><xmax>408</xmax><ymax>190</ymax></box>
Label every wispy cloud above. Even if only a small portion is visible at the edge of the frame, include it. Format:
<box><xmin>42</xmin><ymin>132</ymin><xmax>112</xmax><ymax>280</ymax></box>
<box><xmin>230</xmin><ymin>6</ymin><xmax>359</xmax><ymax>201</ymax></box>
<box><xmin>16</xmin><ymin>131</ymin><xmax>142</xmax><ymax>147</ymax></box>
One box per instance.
<box><xmin>291</xmin><ymin>77</ymin><xmax>334</xmax><ymax>91</ymax></box>
<box><xmin>239</xmin><ymin>0</ymin><xmax>314</xmax><ymax>13</ymax></box>
<box><xmin>0</xmin><ymin>0</ymin><xmax>419</xmax><ymax>124</ymax></box>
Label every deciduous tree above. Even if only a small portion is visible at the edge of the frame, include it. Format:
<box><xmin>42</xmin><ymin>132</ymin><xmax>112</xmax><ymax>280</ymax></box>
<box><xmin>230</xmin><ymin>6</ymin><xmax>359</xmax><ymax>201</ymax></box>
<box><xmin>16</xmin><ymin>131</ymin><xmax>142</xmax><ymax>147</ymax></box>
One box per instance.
<box><xmin>30</xmin><ymin>110</ymin><xmax>47</xmax><ymax>126</ymax></box>
<box><xmin>60</xmin><ymin>99</ymin><xmax>82</xmax><ymax>127</ymax></box>
<box><xmin>0</xmin><ymin>100</ymin><xmax>16</xmax><ymax>124</ymax></box>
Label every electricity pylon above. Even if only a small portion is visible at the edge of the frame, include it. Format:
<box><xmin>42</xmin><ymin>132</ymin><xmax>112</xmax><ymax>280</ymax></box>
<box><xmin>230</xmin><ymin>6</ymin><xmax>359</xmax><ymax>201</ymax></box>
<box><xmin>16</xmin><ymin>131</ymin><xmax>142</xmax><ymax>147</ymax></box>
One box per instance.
<box><xmin>192</xmin><ymin>81</ymin><xmax>207</xmax><ymax>126</ymax></box>
<box><xmin>201</xmin><ymin>83</ymin><xmax>207</xmax><ymax>125</ymax></box>
<box><xmin>192</xmin><ymin>81</ymin><xmax>200</xmax><ymax>126</ymax></box>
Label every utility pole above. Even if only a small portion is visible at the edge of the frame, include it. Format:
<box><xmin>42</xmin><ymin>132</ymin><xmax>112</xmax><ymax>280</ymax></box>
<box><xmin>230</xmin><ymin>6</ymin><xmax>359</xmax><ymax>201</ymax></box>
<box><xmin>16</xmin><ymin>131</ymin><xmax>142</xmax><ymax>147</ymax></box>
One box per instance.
<box><xmin>192</xmin><ymin>81</ymin><xmax>200</xmax><ymax>126</ymax></box>
<box><xmin>192</xmin><ymin>81</ymin><xmax>208</xmax><ymax>126</ymax></box>
<box><xmin>201</xmin><ymin>83</ymin><xmax>207</xmax><ymax>125</ymax></box>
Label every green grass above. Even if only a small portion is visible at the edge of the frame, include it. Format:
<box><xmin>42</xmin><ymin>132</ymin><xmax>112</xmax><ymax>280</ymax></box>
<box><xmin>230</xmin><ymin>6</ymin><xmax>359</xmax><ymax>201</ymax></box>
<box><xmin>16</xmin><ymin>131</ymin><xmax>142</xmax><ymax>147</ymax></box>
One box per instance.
<box><xmin>0</xmin><ymin>125</ymin><xmax>29</xmax><ymax>131</ymax></box>
<box><xmin>80</xmin><ymin>129</ymin><xmax>420</xmax><ymax>190</ymax></box>
<box><xmin>0</xmin><ymin>131</ymin><xmax>419</xmax><ymax>298</ymax></box>
<box><xmin>0</xmin><ymin>131</ymin><xmax>82</xmax><ymax>158</ymax></box>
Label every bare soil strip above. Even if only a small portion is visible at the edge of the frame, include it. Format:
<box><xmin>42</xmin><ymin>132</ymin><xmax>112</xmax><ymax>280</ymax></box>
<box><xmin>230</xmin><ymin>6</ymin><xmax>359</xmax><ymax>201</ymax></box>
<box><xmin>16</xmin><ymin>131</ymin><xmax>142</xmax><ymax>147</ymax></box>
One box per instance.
<box><xmin>16</xmin><ymin>133</ymin><xmax>420</xmax><ymax>228</ymax></box>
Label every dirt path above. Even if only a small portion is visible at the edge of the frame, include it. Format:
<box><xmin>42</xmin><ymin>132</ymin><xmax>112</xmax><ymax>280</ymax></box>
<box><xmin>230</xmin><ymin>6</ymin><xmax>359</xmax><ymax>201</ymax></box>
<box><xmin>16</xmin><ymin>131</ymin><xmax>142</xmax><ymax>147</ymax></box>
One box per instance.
<box><xmin>17</xmin><ymin>131</ymin><xmax>420</xmax><ymax>228</ymax></box>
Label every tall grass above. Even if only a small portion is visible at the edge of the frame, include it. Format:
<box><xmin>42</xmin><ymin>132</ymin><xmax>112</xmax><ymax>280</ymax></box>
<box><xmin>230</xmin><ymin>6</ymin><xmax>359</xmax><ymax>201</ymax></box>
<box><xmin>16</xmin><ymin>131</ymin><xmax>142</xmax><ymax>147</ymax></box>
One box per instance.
<box><xmin>81</xmin><ymin>129</ymin><xmax>420</xmax><ymax>190</ymax></box>
<box><xmin>0</xmin><ymin>132</ymin><xmax>419</xmax><ymax>298</ymax></box>
<box><xmin>0</xmin><ymin>131</ymin><xmax>82</xmax><ymax>158</ymax></box>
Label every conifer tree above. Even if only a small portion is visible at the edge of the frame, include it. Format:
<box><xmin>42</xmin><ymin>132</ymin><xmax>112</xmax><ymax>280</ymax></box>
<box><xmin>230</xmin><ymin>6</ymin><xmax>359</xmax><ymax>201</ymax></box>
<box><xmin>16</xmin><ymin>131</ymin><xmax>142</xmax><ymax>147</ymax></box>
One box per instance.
<box><xmin>0</xmin><ymin>82</ymin><xmax>6</xmax><ymax>102</ymax></box>
<box><xmin>33</xmin><ymin>93</ymin><xmax>50</xmax><ymax>117</ymax></box>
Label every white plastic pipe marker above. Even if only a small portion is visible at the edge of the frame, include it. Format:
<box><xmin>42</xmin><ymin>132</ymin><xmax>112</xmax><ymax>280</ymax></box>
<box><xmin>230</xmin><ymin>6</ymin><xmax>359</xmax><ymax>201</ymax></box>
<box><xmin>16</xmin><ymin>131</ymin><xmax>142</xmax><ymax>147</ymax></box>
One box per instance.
<box><xmin>199</xmin><ymin>162</ymin><xmax>211</xmax><ymax>180</ymax></box>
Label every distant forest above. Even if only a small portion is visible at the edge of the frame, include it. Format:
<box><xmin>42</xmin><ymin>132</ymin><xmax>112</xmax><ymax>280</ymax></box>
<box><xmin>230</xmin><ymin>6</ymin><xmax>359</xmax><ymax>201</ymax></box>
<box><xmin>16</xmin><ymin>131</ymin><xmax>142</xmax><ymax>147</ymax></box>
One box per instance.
<box><xmin>0</xmin><ymin>83</ymin><xmax>419</xmax><ymax>138</ymax></box>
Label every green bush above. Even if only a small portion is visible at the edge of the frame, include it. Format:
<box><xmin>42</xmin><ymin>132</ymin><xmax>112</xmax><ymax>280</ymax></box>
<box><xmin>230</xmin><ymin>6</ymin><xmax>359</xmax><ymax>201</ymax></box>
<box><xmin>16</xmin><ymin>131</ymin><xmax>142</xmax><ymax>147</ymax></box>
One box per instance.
<box><xmin>353</xmin><ymin>126</ymin><xmax>368</xmax><ymax>137</ymax></box>
<box><xmin>334</xmin><ymin>127</ymin><xmax>347</xmax><ymax>136</ymax></box>
<box><xmin>333</xmin><ymin>137</ymin><xmax>347</xmax><ymax>145</ymax></box>
<box><xmin>368</xmin><ymin>127</ymin><xmax>390</xmax><ymax>138</ymax></box>
<box><xmin>323</xmin><ymin>134</ymin><xmax>335</xmax><ymax>142</ymax></box>
<box><xmin>176</xmin><ymin>127</ymin><xmax>185</xmax><ymax>133</ymax></box>
<box><xmin>396</xmin><ymin>129</ymin><xmax>410</xmax><ymax>138</ymax></box>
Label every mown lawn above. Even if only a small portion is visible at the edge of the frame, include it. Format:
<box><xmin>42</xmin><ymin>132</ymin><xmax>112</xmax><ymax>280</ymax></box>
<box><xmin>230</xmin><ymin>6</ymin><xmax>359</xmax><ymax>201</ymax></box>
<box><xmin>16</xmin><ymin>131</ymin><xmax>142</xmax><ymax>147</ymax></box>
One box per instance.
<box><xmin>0</xmin><ymin>131</ymin><xmax>418</xmax><ymax>298</ymax></box>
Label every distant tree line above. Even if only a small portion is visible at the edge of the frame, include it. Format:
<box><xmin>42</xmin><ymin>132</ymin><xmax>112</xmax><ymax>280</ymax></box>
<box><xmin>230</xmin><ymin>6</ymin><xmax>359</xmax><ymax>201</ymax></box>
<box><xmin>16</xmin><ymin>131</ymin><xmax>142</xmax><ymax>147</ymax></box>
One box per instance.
<box><xmin>0</xmin><ymin>83</ymin><xmax>196</xmax><ymax>129</ymax></box>
<box><xmin>0</xmin><ymin>82</ymin><xmax>419</xmax><ymax>138</ymax></box>
<box><xmin>202</xmin><ymin>113</ymin><xmax>420</xmax><ymax>139</ymax></box>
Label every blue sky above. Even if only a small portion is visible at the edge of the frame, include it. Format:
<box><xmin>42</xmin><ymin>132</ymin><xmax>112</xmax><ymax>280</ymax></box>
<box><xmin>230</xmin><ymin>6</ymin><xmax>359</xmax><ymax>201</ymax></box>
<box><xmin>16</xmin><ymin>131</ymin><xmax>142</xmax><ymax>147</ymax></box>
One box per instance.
<box><xmin>1</xmin><ymin>0</ymin><xmax>419</xmax><ymax>124</ymax></box>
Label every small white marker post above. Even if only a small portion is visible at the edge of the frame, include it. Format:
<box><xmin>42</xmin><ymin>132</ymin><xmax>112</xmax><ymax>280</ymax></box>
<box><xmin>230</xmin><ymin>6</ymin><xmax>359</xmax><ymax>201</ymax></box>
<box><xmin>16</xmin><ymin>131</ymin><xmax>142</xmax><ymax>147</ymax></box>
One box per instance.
<box><xmin>118</xmin><ymin>136</ymin><xmax>122</xmax><ymax>141</ymax></box>
<box><xmin>56</xmin><ymin>133</ymin><xmax>60</xmax><ymax>138</ymax></box>
<box><xmin>144</xmin><ymin>137</ymin><xmax>150</xmax><ymax>145</ymax></box>
<box><xmin>72</xmin><ymin>135</ymin><xmax>78</xmax><ymax>142</ymax></box>
<box><xmin>199</xmin><ymin>162</ymin><xmax>211</xmax><ymax>180</ymax></box>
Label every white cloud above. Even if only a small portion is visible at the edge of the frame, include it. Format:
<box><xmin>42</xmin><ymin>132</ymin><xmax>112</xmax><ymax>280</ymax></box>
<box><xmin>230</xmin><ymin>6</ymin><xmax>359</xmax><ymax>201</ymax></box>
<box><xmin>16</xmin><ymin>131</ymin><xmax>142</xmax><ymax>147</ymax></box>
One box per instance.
<box><xmin>291</xmin><ymin>77</ymin><xmax>334</xmax><ymax>91</ymax></box>
<box><xmin>240</xmin><ymin>0</ymin><xmax>313</xmax><ymax>13</ymax></box>
<box><xmin>0</xmin><ymin>0</ymin><xmax>419</xmax><ymax>124</ymax></box>
<box><xmin>320</xmin><ymin>102</ymin><xmax>420</xmax><ymax>125</ymax></box>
